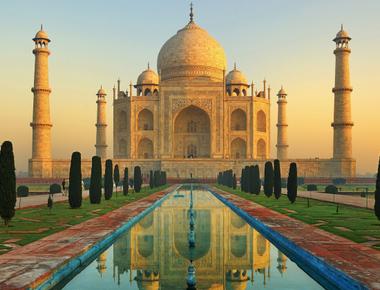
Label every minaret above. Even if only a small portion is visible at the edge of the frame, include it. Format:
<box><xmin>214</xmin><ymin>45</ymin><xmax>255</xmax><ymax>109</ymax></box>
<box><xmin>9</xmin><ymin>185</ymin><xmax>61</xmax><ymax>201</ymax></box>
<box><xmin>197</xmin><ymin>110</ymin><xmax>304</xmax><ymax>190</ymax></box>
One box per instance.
<box><xmin>332</xmin><ymin>25</ymin><xmax>353</xmax><ymax>159</ymax></box>
<box><xmin>276</xmin><ymin>86</ymin><xmax>288</xmax><ymax>160</ymax></box>
<box><xmin>95</xmin><ymin>86</ymin><xmax>107</xmax><ymax>159</ymax></box>
<box><xmin>30</xmin><ymin>26</ymin><xmax>52</xmax><ymax>169</ymax></box>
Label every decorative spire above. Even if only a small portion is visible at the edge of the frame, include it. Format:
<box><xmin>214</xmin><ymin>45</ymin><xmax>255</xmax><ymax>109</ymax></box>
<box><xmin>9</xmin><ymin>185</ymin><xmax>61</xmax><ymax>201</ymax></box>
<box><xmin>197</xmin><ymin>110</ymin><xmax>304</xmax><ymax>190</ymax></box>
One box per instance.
<box><xmin>40</xmin><ymin>24</ymin><xmax>43</xmax><ymax>31</ymax></box>
<box><xmin>234</xmin><ymin>62</ymin><xmax>236</xmax><ymax>70</ymax></box>
<box><xmin>341</xmin><ymin>24</ymin><xmax>343</xmax><ymax>31</ymax></box>
<box><xmin>189</xmin><ymin>2</ymin><xmax>194</xmax><ymax>23</ymax></box>
<box><xmin>147</xmin><ymin>62</ymin><xmax>150</xmax><ymax>69</ymax></box>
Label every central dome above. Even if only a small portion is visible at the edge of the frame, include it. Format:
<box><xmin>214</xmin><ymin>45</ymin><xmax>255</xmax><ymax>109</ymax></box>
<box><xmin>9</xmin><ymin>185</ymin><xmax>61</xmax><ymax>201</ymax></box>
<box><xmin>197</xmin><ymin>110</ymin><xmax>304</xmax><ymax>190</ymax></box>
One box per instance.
<box><xmin>157</xmin><ymin>21</ymin><xmax>227</xmax><ymax>81</ymax></box>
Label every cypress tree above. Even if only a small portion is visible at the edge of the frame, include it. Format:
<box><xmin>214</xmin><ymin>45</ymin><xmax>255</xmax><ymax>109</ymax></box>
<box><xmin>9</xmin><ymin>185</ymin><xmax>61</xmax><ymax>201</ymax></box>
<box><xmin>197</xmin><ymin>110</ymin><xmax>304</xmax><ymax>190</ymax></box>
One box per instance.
<box><xmin>163</xmin><ymin>171</ymin><xmax>167</xmax><ymax>185</ymax></box>
<box><xmin>89</xmin><ymin>156</ymin><xmax>102</xmax><ymax>204</ymax></box>
<box><xmin>253</xmin><ymin>165</ymin><xmax>261</xmax><ymax>195</ymax></box>
<box><xmin>374</xmin><ymin>158</ymin><xmax>380</xmax><ymax>220</ymax></box>
<box><xmin>123</xmin><ymin>167</ymin><xmax>129</xmax><ymax>196</ymax></box>
<box><xmin>149</xmin><ymin>170</ymin><xmax>154</xmax><ymax>188</ymax></box>
<box><xmin>248</xmin><ymin>165</ymin><xmax>255</xmax><ymax>194</ymax></box>
<box><xmin>114</xmin><ymin>164</ymin><xmax>120</xmax><ymax>194</ymax></box>
<box><xmin>240</xmin><ymin>168</ymin><xmax>245</xmax><ymax>192</ymax></box>
<box><xmin>273</xmin><ymin>159</ymin><xmax>282</xmax><ymax>199</ymax></box>
<box><xmin>104</xmin><ymin>159</ymin><xmax>113</xmax><ymax>200</ymax></box>
<box><xmin>68</xmin><ymin>151</ymin><xmax>82</xmax><ymax>208</ymax></box>
<box><xmin>134</xmin><ymin>166</ymin><xmax>142</xmax><ymax>193</ymax></box>
<box><xmin>154</xmin><ymin>170</ymin><xmax>160</xmax><ymax>187</ymax></box>
<box><xmin>264</xmin><ymin>161</ymin><xmax>274</xmax><ymax>197</ymax></box>
<box><xmin>287</xmin><ymin>162</ymin><xmax>298</xmax><ymax>203</ymax></box>
<box><xmin>0</xmin><ymin>141</ymin><xmax>16</xmax><ymax>226</ymax></box>
<box><xmin>243</xmin><ymin>166</ymin><xmax>250</xmax><ymax>192</ymax></box>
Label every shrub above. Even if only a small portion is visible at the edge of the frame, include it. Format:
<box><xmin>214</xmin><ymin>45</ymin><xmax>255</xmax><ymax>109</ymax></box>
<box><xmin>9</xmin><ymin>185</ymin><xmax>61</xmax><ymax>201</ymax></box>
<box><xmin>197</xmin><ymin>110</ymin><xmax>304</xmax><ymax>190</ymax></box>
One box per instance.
<box><xmin>332</xmin><ymin>178</ymin><xmax>346</xmax><ymax>185</ymax></box>
<box><xmin>47</xmin><ymin>195</ymin><xmax>53</xmax><ymax>211</ymax></box>
<box><xmin>134</xmin><ymin>166</ymin><xmax>142</xmax><ymax>193</ymax></box>
<box><xmin>123</xmin><ymin>167</ymin><xmax>129</xmax><ymax>195</ymax></box>
<box><xmin>89</xmin><ymin>156</ymin><xmax>102</xmax><ymax>204</ymax></box>
<box><xmin>69</xmin><ymin>151</ymin><xmax>82</xmax><ymax>209</ymax></box>
<box><xmin>287</xmin><ymin>162</ymin><xmax>297</xmax><ymax>203</ymax></box>
<box><xmin>104</xmin><ymin>159</ymin><xmax>113</xmax><ymax>200</ymax></box>
<box><xmin>374</xmin><ymin>158</ymin><xmax>380</xmax><ymax>220</ymax></box>
<box><xmin>17</xmin><ymin>186</ymin><xmax>29</xmax><ymax>197</ymax></box>
<box><xmin>264</xmin><ymin>161</ymin><xmax>274</xmax><ymax>197</ymax></box>
<box><xmin>17</xmin><ymin>185</ymin><xmax>29</xmax><ymax>209</ymax></box>
<box><xmin>307</xmin><ymin>184</ymin><xmax>318</xmax><ymax>191</ymax></box>
<box><xmin>273</xmin><ymin>159</ymin><xmax>281</xmax><ymax>199</ymax></box>
<box><xmin>325</xmin><ymin>185</ymin><xmax>338</xmax><ymax>194</ymax></box>
<box><xmin>114</xmin><ymin>164</ymin><xmax>120</xmax><ymax>193</ymax></box>
<box><xmin>49</xmin><ymin>183</ymin><xmax>61</xmax><ymax>195</ymax></box>
<box><xmin>297</xmin><ymin>177</ymin><xmax>305</xmax><ymax>185</ymax></box>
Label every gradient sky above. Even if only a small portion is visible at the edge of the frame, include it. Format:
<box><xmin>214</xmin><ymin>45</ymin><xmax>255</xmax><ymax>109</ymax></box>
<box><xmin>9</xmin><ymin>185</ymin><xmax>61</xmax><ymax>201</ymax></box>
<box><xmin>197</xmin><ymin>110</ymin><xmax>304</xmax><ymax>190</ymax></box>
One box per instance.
<box><xmin>0</xmin><ymin>0</ymin><xmax>379</xmax><ymax>175</ymax></box>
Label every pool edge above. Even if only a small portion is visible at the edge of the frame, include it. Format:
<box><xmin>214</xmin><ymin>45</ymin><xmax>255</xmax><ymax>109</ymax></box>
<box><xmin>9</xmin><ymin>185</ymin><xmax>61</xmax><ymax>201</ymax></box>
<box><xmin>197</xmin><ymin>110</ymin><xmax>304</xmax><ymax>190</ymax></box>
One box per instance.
<box><xmin>206</xmin><ymin>185</ymin><xmax>369</xmax><ymax>290</ymax></box>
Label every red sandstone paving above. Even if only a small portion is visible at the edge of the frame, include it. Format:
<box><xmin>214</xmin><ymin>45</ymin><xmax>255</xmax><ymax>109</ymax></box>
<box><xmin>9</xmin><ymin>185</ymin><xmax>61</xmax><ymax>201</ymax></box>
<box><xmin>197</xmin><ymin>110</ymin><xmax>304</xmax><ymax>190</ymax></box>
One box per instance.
<box><xmin>213</xmin><ymin>187</ymin><xmax>380</xmax><ymax>290</ymax></box>
<box><xmin>0</xmin><ymin>186</ymin><xmax>173</xmax><ymax>290</ymax></box>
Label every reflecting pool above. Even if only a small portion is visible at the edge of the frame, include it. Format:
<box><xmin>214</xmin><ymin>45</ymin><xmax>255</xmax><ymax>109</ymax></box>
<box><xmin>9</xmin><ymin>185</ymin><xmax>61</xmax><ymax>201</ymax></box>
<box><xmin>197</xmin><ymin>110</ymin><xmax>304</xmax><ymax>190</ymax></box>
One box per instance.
<box><xmin>60</xmin><ymin>186</ymin><xmax>324</xmax><ymax>289</ymax></box>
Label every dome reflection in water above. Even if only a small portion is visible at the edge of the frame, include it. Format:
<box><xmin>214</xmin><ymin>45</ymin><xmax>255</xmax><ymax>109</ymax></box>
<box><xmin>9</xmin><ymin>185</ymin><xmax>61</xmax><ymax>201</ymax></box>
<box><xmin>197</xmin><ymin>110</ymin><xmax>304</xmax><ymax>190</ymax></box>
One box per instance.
<box><xmin>61</xmin><ymin>186</ymin><xmax>324</xmax><ymax>290</ymax></box>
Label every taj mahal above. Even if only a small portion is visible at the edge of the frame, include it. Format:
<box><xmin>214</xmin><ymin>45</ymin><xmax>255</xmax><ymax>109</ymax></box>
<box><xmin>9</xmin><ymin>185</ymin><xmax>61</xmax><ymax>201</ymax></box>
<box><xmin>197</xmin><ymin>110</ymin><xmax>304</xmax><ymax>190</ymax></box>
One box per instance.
<box><xmin>29</xmin><ymin>6</ymin><xmax>356</xmax><ymax>179</ymax></box>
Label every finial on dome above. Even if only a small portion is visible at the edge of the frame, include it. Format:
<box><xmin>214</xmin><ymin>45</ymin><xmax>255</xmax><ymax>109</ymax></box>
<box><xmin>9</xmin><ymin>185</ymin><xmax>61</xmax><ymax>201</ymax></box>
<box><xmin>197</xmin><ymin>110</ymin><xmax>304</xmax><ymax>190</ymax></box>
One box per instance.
<box><xmin>341</xmin><ymin>24</ymin><xmax>343</xmax><ymax>31</ymax></box>
<box><xmin>189</xmin><ymin>2</ymin><xmax>194</xmax><ymax>23</ymax></box>
<box><xmin>40</xmin><ymin>24</ymin><xmax>43</xmax><ymax>31</ymax></box>
<box><xmin>148</xmin><ymin>62</ymin><xmax>150</xmax><ymax>69</ymax></box>
<box><xmin>234</xmin><ymin>62</ymin><xmax>236</xmax><ymax>70</ymax></box>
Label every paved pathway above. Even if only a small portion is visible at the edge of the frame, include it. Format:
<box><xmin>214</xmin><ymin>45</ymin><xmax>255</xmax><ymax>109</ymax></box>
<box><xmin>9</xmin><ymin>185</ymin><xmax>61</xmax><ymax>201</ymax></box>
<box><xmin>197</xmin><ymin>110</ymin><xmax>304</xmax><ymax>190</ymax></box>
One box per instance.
<box><xmin>16</xmin><ymin>190</ymin><xmax>90</xmax><ymax>209</ymax></box>
<box><xmin>296</xmin><ymin>190</ymin><xmax>374</xmax><ymax>209</ymax></box>
<box><xmin>0</xmin><ymin>186</ymin><xmax>174</xmax><ymax>290</ymax></box>
<box><xmin>213</xmin><ymin>186</ymin><xmax>380</xmax><ymax>290</ymax></box>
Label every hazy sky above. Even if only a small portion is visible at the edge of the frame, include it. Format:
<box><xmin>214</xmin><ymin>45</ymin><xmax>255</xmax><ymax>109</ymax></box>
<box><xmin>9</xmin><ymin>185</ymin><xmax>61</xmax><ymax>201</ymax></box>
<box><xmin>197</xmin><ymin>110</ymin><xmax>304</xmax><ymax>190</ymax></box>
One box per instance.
<box><xmin>0</xmin><ymin>0</ymin><xmax>379</xmax><ymax>174</ymax></box>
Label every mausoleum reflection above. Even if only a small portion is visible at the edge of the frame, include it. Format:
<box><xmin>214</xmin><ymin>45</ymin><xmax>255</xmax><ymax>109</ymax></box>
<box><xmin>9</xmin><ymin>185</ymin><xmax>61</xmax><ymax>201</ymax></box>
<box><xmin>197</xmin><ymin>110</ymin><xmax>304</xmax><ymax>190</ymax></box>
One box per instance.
<box><xmin>102</xmin><ymin>188</ymin><xmax>286</xmax><ymax>289</ymax></box>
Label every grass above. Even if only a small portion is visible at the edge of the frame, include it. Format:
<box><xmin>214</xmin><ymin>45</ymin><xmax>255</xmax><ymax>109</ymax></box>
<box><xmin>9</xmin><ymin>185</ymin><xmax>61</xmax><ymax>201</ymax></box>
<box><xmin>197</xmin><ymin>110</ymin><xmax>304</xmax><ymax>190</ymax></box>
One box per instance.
<box><xmin>0</xmin><ymin>185</ymin><xmax>169</xmax><ymax>255</ymax></box>
<box><xmin>299</xmin><ymin>184</ymin><xmax>376</xmax><ymax>194</ymax></box>
<box><xmin>215</xmin><ymin>184</ymin><xmax>380</xmax><ymax>249</ymax></box>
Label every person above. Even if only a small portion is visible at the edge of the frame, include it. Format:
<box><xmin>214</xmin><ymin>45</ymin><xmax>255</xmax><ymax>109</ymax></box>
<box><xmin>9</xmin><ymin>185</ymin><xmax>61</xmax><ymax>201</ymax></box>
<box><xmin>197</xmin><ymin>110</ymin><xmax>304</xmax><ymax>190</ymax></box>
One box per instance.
<box><xmin>62</xmin><ymin>179</ymin><xmax>66</xmax><ymax>196</ymax></box>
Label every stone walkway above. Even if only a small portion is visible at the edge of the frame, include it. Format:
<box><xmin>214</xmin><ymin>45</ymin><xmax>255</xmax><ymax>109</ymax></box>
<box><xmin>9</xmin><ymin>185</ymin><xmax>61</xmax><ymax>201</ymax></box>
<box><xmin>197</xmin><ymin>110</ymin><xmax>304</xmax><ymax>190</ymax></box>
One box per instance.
<box><xmin>213</xmin><ymin>187</ymin><xmax>380</xmax><ymax>290</ymax></box>
<box><xmin>16</xmin><ymin>190</ymin><xmax>90</xmax><ymax>209</ymax></box>
<box><xmin>0</xmin><ymin>186</ymin><xmax>174</xmax><ymax>290</ymax></box>
<box><xmin>296</xmin><ymin>190</ymin><xmax>374</xmax><ymax>209</ymax></box>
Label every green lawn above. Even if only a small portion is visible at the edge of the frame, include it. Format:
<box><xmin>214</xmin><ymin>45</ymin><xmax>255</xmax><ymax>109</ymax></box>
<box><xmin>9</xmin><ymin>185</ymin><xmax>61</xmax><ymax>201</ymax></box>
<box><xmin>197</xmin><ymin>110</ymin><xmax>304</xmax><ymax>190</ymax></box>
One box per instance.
<box><xmin>0</xmin><ymin>185</ymin><xmax>169</xmax><ymax>255</ymax></box>
<box><xmin>299</xmin><ymin>184</ymin><xmax>376</xmax><ymax>194</ymax></box>
<box><xmin>215</xmin><ymin>184</ymin><xmax>380</xmax><ymax>250</ymax></box>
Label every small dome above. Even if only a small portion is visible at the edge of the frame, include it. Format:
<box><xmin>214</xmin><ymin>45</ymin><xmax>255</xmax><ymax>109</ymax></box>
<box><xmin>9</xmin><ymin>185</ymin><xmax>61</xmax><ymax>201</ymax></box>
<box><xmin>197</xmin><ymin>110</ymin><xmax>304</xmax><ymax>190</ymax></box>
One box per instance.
<box><xmin>137</xmin><ymin>67</ymin><xmax>159</xmax><ymax>85</ymax></box>
<box><xmin>97</xmin><ymin>86</ymin><xmax>106</xmax><ymax>96</ymax></box>
<box><xmin>334</xmin><ymin>25</ymin><xmax>351</xmax><ymax>41</ymax></box>
<box><xmin>277</xmin><ymin>86</ymin><xmax>287</xmax><ymax>96</ymax></box>
<box><xmin>33</xmin><ymin>26</ymin><xmax>50</xmax><ymax>41</ymax></box>
<box><xmin>226</xmin><ymin>65</ymin><xmax>248</xmax><ymax>85</ymax></box>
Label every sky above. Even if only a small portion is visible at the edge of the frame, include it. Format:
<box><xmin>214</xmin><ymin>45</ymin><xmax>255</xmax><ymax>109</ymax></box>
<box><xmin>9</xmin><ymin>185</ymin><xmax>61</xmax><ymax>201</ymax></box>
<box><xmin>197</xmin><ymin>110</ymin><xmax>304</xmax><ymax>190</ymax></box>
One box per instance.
<box><xmin>0</xmin><ymin>0</ymin><xmax>379</xmax><ymax>175</ymax></box>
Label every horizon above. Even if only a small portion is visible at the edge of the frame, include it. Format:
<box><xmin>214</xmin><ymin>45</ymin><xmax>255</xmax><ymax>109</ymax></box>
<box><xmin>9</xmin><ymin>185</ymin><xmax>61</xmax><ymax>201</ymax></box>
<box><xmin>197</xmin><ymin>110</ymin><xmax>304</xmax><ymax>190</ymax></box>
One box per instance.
<box><xmin>1</xmin><ymin>0</ymin><xmax>379</xmax><ymax>175</ymax></box>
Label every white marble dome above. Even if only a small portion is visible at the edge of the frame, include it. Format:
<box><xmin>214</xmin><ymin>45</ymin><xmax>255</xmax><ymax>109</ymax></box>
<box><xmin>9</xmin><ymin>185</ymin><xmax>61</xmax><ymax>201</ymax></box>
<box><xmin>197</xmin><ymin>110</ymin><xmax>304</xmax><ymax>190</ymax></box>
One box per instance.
<box><xmin>226</xmin><ymin>66</ymin><xmax>248</xmax><ymax>85</ymax></box>
<box><xmin>157</xmin><ymin>21</ymin><xmax>227</xmax><ymax>81</ymax></box>
<box><xmin>137</xmin><ymin>67</ymin><xmax>159</xmax><ymax>85</ymax></box>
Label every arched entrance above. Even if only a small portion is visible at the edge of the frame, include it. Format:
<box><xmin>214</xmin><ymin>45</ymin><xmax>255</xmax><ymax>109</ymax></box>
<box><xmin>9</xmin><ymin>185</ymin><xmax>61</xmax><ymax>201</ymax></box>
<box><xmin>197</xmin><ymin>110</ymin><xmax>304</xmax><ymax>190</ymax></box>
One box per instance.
<box><xmin>231</xmin><ymin>138</ymin><xmax>246</xmax><ymax>159</ymax></box>
<box><xmin>138</xmin><ymin>138</ymin><xmax>153</xmax><ymax>159</ymax></box>
<box><xmin>174</xmin><ymin>105</ymin><xmax>210</xmax><ymax>158</ymax></box>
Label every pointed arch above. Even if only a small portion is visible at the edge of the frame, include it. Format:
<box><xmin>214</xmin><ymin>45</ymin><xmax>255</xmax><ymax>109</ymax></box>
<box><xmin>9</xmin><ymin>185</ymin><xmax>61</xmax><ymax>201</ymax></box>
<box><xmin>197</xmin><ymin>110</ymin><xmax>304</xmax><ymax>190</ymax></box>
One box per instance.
<box><xmin>231</xmin><ymin>138</ymin><xmax>246</xmax><ymax>159</ymax></box>
<box><xmin>231</xmin><ymin>109</ymin><xmax>246</xmax><ymax>131</ymax></box>
<box><xmin>257</xmin><ymin>110</ymin><xmax>266</xmax><ymax>132</ymax></box>
<box><xmin>119</xmin><ymin>138</ymin><xmax>127</xmax><ymax>157</ymax></box>
<box><xmin>118</xmin><ymin>110</ymin><xmax>127</xmax><ymax>130</ymax></box>
<box><xmin>257</xmin><ymin>138</ymin><xmax>266</xmax><ymax>159</ymax></box>
<box><xmin>138</xmin><ymin>109</ymin><xmax>153</xmax><ymax>130</ymax></box>
<box><xmin>138</xmin><ymin>138</ymin><xmax>153</xmax><ymax>159</ymax></box>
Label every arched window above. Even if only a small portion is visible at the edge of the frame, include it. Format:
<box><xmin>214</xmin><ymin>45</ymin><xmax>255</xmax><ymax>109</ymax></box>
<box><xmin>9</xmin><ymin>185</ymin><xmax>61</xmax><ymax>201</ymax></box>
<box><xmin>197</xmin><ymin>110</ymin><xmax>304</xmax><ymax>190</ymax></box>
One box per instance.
<box><xmin>138</xmin><ymin>138</ymin><xmax>153</xmax><ymax>159</ymax></box>
<box><xmin>118</xmin><ymin>111</ymin><xmax>127</xmax><ymax>130</ymax></box>
<box><xmin>242</xmin><ymin>89</ymin><xmax>247</xmax><ymax>96</ymax></box>
<box><xmin>138</xmin><ymin>109</ymin><xmax>154</xmax><ymax>131</ymax></box>
<box><xmin>231</xmin><ymin>138</ymin><xmax>246</xmax><ymax>159</ymax></box>
<box><xmin>153</xmin><ymin>89</ymin><xmax>158</xmax><ymax>96</ymax></box>
<box><xmin>257</xmin><ymin>139</ymin><xmax>266</xmax><ymax>159</ymax></box>
<box><xmin>119</xmin><ymin>138</ymin><xmax>127</xmax><ymax>157</ymax></box>
<box><xmin>144</xmin><ymin>88</ymin><xmax>152</xmax><ymax>96</ymax></box>
<box><xmin>257</xmin><ymin>110</ymin><xmax>266</xmax><ymax>132</ymax></box>
<box><xmin>231</xmin><ymin>109</ymin><xmax>246</xmax><ymax>131</ymax></box>
<box><xmin>233</xmin><ymin>88</ymin><xmax>240</xmax><ymax>96</ymax></box>
<box><xmin>187</xmin><ymin>120</ymin><xmax>197</xmax><ymax>133</ymax></box>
